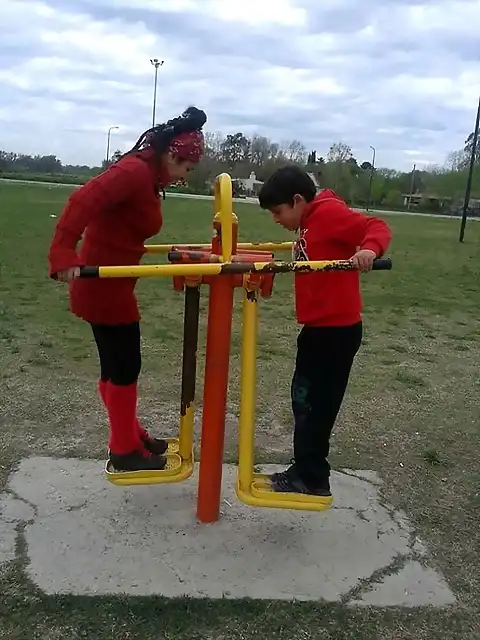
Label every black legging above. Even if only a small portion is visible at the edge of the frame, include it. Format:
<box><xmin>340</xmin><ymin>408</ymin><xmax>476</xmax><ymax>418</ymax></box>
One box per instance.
<box><xmin>91</xmin><ymin>323</ymin><xmax>141</xmax><ymax>386</ymax></box>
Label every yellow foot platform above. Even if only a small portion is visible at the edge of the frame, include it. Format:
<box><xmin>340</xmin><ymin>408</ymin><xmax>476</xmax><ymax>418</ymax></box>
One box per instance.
<box><xmin>236</xmin><ymin>473</ymin><xmax>333</xmax><ymax>512</ymax></box>
<box><xmin>104</xmin><ymin>439</ymin><xmax>194</xmax><ymax>486</ymax></box>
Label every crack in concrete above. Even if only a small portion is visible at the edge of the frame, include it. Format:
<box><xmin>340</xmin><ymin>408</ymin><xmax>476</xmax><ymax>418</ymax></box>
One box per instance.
<box><xmin>336</xmin><ymin>470</ymin><xmax>426</xmax><ymax>558</ymax></box>
<box><xmin>6</xmin><ymin>488</ymin><xmax>39</xmax><ymax>518</ymax></box>
<box><xmin>339</xmin><ymin>468</ymin><xmax>423</xmax><ymax>547</ymax></box>
<box><xmin>341</xmin><ymin>470</ymin><xmax>429</xmax><ymax>565</ymax></box>
<box><xmin>0</xmin><ymin>488</ymin><xmax>37</xmax><ymax>571</ymax></box>
<box><xmin>64</xmin><ymin>500</ymin><xmax>89</xmax><ymax>513</ymax></box>
<box><xmin>341</xmin><ymin>544</ymin><xmax>432</xmax><ymax>605</ymax></box>
<box><xmin>375</xmin><ymin>495</ymin><xmax>427</xmax><ymax>559</ymax></box>
<box><xmin>334</xmin><ymin>478</ymin><xmax>431</xmax><ymax>606</ymax></box>
<box><xmin>339</xmin><ymin>469</ymin><xmax>382</xmax><ymax>486</ymax></box>
<box><xmin>355</xmin><ymin>509</ymin><xmax>371</xmax><ymax>523</ymax></box>
<box><xmin>0</xmin><ymin>486</ymin><xmax>38</xmax><ymax>572</ymax></box>
<box><xmin>14</xmin><ymin>520</ymin><xmax>30</xmax><ymax>568</ymax></box>
<box><xmin>160</xmin><ymin>554</ymin><xmax>188</xmax><ymax>587</ymax></box>
<box><xmin>341</xmin><ymin>552</ymin><xmax>411</xmax><ymax>605</ymax></box>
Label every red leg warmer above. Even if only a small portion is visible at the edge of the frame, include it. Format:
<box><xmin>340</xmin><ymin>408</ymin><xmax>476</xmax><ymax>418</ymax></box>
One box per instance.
<box><xmin>98</xmin><ymin>379</ymin><xmax>151</xmax><ymax>443</ymax></box>
<box><xmin>105</xmin><ymin>382</ymin><xmax>141</xmax><ymax>455</ymax></box>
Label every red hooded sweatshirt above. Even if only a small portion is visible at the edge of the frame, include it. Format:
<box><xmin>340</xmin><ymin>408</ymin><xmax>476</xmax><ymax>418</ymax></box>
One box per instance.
<box><xmin>292</xmin><ymin>190</ymin><xmax>391</xmax><ymax>327</ymax></box>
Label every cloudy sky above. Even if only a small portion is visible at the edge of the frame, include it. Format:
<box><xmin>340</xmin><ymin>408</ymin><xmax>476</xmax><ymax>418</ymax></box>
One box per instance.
<box><xmin>1</xmin><ymin>0</ymin><xmax>479</xmax><ymax>171</ymax></box>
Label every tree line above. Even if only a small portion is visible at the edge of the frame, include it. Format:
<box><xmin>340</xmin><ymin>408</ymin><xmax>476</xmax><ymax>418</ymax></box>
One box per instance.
<box><xmin>1</xmin><ymin>129</ymin><xmax>478</xmax><ymax>214</ymax></box>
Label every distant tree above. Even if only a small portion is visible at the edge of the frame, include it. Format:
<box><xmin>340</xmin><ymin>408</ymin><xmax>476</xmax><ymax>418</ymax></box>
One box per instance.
<box><xmin>250</xmin><ymin>135</ymin><xmax>274</xmax><ymax>167</ymax></box>
<box><xmin>283</xmin><ymin>139</ymin><xmax>308</xmax><ymax>164</ymax></box>
<box><xmin>204</xmin><ymin>131</ymin><xmax>223</xmax><ymax>160</ymax></box>
<box><xmin>464</xmin><ymin>132</ymin><xmax>480</xmax><ymax>164</ymax></box>
<box><xmin>221</xmin><ymin>133</ymin><xmax>250</xmax><ymax>168</ymax></box>
<box><xmin>327</xmin><ymin>141</ymin><xmax>353</xmax><ymax>163</ymax></box>
<box><xmin>444</xmin><ymin>150</ymin><xmax>469</xmax><ymax>172</ymax></box>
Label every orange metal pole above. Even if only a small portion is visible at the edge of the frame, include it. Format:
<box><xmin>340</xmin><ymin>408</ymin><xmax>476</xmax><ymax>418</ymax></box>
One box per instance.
<box><xmin>196</xmin><ymin>275</ymin><xmax>235</xmax><ymax>523</ymax></box>
<box><xmin>196</xmin><ymin>211</ymin><xmax>238</xmax><ymax>524</ymax></box>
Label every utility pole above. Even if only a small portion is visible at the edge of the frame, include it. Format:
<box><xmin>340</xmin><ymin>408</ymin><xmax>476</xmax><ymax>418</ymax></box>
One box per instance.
<box><xmin>105</xmin><ymin>126</ymin><xmax>119</xmax><ymax>164</ymax></box>
<box><xmin>459</xmin><ymin>95</ymin><xmax>480</xmax><ymax>243</ymax></box>
<box><xmin>366</xmin><ymin>145</ymin><xmax>376</xmax><ymax>211</ymax></box>
<box><xmin>150</xmin><ymin>58</ymin><xmax>164</xmax><ymax>127</ymax></box>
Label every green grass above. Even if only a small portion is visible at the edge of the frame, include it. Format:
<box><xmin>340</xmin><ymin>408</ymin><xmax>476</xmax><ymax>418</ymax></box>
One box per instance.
<box><xmin>1</xmin><ymin>180</ymin><xmax>480</xmax><ymax>639</ymax></box>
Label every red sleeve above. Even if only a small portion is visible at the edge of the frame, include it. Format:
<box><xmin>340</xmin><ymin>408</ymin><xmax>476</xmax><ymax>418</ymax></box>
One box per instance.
<box><xmin>48</xmin><ymin>161</ymin><xmax>147</xmax><ymax>278</ymax></box>
<box><xmin>319</xmin><ymin>200</ymin><xmax>392</xmax><ymax>258</ymax></box>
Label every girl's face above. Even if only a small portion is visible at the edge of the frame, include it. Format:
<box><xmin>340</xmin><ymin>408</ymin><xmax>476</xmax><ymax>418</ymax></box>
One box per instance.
<box><xmin>164</xmin><ymin>152</ymin><xmax>196</xmax><ymax>184</ymax></box>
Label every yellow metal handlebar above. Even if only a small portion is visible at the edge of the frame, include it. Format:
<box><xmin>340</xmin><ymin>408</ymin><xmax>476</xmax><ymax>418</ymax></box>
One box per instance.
<box><xmin>79</xmin><ymin>258</ymin><xmax>380</xmax><ymax>279</ymax></box>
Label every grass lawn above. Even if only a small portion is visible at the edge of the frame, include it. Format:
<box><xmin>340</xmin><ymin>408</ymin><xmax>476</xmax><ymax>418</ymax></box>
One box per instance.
<box><xmin>0</xmin><ymin>180</ymin><xmax>479</xmax><ymax>639</ymax></box>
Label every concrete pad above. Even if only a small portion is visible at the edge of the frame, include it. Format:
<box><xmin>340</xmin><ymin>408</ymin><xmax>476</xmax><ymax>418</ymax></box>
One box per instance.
<box><xmin>1</xmin><ymin>456</ymin><xmax>455</xmax><ymax>606</ymax></box>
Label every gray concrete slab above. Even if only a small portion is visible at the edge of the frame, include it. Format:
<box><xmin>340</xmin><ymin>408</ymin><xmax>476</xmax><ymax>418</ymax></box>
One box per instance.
<box><xmin>1</xmin><ymin>456</ymin><xmax>456</xmax><ymax>606</ymax></box>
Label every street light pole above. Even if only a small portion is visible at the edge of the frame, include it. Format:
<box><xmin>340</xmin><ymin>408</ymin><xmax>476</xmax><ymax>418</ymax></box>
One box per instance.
<box><xmin>366</xmin><ymin>145</ymin><xmax>376</xmax><ymax>211</ymax></box>
<box><xmin>150</xmin><ymin>58</ymin><xmax>164</xmax><ymax>127</ymax></box>
<box><xmin>459</xmin><ymin>95</ymin><xmax>480</xmax><ymax>243</ymax></box>
<box><xmin>105</xmin><ymin>126</ymin><xmax>119</xmax><ymax>164</ymax></box>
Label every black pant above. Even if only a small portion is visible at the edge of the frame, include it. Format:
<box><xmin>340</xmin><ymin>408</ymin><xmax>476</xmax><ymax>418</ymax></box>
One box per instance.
<box><xmin>91</xmin><ymin>323</ymin><xmax>142</xmax><ymax>386</ymax></box>
<box><xmin>292</xmin><ymin>322</ymin><xmax>363</xmax><ymax>486</ymax></box>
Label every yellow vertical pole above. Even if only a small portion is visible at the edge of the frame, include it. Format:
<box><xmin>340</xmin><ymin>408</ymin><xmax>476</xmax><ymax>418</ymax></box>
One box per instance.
<box><xmin>237</xmin><ymin>278</ymin><xmax>259</xmax><ymax>493</ymax></box>
<box><xmin>215</xmin><ymin>173</ymin><xmax>234</xmax><ymax>262</ymax></box>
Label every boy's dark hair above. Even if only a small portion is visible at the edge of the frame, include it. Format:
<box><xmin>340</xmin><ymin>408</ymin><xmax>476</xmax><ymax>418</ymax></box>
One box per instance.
<box><xmin>258</xmin><ymin>165</ymin><xmax>317</xmax><ymax>209</ymax></box>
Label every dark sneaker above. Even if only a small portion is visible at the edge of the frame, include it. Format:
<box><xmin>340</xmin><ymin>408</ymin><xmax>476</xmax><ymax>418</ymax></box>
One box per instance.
<box><xmin>270</xmin><ymin>459</ymin><xmax>297</xmax><ymax>483</ymax></box>
<box><xmin>142</xmin><ymin>436</ymin><xmax>169</xmax><ymax>455</ymax></box>
<box><xmin>109</xmin><ymin>450</ymin><xmax>167</xmax><ymax>472</ymax></box>
<box><xmin>271</xmin><ymin>467</ymin><xmax>331</xmax><ymax>497</ymax></box>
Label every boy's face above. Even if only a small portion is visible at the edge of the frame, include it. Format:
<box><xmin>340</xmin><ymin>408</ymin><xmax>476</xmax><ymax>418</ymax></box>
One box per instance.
<box><xmin>268</xmin><ymin>195</ymin><xmax>307</xmax><ymax>231</ymax></box>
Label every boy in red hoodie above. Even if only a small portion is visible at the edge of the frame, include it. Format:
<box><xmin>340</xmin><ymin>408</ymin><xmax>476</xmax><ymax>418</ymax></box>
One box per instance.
<box><xmin>258</xmin><ymin>166</ymin><xmax>391</xmax><ymax>498</ymax></box>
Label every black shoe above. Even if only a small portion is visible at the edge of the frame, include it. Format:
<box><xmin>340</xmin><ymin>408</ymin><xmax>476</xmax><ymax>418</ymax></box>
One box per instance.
<box><xmin>109</xmin><ymin>450</ymin><xmax>167</xmax><ymax>472</ymax></box>
<box><xmin>271</xmin><ymin>467</ymin><xmax>331</xmax><ymax>497</ymax></box>
<box><xmin>270</xmin><ymin>459</ymin><xmax>297</xmax><ymax>483</ymax></box>
<box><xmin>142</xmin><ymin>436</ymin><xmax>169</xmax><ymax>455</ymax></box>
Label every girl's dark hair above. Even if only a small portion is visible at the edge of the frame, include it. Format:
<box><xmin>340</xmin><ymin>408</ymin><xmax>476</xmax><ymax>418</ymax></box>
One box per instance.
<box><xmin>128</xmin><ymin>106</ymin><xmax>207</xmax><ymax>156</ymax></box>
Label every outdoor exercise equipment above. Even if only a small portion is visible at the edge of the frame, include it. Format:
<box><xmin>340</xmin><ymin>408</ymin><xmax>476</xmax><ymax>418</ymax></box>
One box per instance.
<box><xmin>79</xmin><ymin>173</ymin><xmax>392</xmax><ymax>523</ymax></box>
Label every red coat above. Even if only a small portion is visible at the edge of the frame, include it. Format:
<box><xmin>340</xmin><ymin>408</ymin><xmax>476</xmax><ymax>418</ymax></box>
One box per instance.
<box><xmin>48</xmin><ymin>150</ymin><xmax>164</xmax><ymax>325</ymax></box>
<box><xmin>292</xmin><ymin>190</ymin><xmax>392</xmax><ymax>327</ymax></box>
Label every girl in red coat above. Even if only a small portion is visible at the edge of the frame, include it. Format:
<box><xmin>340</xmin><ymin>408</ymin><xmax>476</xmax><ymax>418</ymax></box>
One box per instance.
<box><xmin>48</xmin><ymin>106</ymin><xmax>207</xmax><ymax>473</ymax></box>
